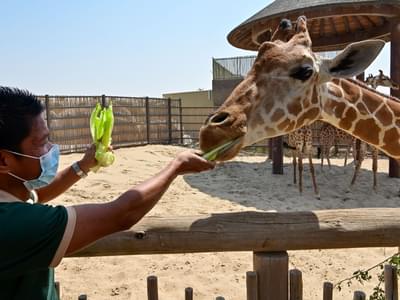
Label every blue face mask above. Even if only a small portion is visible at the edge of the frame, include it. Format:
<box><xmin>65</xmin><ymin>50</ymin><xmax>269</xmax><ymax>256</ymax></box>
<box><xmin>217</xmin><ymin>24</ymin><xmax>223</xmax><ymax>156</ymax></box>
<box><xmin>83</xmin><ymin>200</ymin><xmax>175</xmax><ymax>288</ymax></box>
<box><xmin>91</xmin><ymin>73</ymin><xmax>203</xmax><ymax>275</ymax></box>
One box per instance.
<box><xmin>7</xmin><ymin>144</ymin><xmax>60</xmax><ymax>191</ymax></box>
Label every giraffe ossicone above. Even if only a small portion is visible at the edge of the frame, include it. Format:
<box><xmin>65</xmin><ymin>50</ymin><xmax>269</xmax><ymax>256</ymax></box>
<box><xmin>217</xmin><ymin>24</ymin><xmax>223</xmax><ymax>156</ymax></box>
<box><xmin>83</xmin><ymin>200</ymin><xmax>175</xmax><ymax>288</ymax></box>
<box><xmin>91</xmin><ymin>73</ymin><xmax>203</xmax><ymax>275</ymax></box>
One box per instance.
<box><xmin>199</xmin><ymin>16</ymin><xmax>395</xmax><ymax>162</ymax></box>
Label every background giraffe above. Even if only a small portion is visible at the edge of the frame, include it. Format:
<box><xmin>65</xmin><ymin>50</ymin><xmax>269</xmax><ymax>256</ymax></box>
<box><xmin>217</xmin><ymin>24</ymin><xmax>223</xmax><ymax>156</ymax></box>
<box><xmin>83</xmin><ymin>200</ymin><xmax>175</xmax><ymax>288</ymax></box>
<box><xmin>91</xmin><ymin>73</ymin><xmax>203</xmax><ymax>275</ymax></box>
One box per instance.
<box><xmin>286</xmin><ymin>126</ymin><xmax>319</xmax><ymax>196</ymax></box>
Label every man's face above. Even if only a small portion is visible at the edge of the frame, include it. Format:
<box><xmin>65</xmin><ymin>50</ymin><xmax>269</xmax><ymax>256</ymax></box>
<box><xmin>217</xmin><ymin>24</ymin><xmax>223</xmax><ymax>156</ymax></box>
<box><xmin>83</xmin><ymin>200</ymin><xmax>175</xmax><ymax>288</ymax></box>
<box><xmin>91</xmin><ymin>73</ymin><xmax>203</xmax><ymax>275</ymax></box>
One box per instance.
<box><xmin>6</xmin><ymin>114</ymin><xmax>51</xmax><ymax>180</ymax></box>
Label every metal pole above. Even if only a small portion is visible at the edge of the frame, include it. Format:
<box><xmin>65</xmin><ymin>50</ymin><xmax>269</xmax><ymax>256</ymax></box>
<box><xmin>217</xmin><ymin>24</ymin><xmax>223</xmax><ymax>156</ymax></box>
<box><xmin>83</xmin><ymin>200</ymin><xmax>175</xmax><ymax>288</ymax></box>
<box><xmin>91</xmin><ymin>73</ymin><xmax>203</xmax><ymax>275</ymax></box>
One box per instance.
<box><xmin>145</xmin><ymin>97</ymin><xmax>150</xmax><ymax>144</ymax></box>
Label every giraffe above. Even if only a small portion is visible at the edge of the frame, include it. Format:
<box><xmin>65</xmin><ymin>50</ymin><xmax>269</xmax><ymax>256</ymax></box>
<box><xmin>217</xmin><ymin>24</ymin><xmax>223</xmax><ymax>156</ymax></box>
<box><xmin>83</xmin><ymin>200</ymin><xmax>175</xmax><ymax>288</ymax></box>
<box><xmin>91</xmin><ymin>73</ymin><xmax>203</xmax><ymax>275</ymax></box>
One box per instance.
<box><xmin>319</xmin><ymin>123</ymin><xmax>355</xmax><ymax>169</ymax></box>
<box><xmin>199</xmin><ymin>16</ymin><xmax>400</xmax><ymax>178</ymax></box>
<box><xmin>286</xmin><ymin>126</ymin><xmax>319</xmax><ymax>196</ymax></box>
<box><xmin>366</xmin><ymin>69</ymin><xmax>400</xmax><ymax>90</ymax></box>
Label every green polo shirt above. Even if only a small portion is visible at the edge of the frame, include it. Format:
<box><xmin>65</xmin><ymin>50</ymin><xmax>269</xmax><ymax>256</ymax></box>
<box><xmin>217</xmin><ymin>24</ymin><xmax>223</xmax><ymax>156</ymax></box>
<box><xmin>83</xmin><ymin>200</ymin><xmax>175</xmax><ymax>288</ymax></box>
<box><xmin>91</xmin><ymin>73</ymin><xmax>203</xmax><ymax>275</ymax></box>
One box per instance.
<box><xmin>0</xmin><ymin>190</ymin><xmax>76</xmax><ymax>300</ymax></box>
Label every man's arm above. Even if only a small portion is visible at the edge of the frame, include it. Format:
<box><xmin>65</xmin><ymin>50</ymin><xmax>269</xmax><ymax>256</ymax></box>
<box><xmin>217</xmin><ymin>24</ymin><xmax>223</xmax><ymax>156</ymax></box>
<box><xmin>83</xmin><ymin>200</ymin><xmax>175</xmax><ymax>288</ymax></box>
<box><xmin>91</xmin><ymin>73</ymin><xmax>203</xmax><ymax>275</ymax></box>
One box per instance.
<box><xmin>66</xmin><ymin>150</ymin><xmax>214</xmax><ymax>255</ymax></box>
<box><xmin>36</xmin><ymin>145</ymin><xmax>97</xmax><ymax>203</ymax></box>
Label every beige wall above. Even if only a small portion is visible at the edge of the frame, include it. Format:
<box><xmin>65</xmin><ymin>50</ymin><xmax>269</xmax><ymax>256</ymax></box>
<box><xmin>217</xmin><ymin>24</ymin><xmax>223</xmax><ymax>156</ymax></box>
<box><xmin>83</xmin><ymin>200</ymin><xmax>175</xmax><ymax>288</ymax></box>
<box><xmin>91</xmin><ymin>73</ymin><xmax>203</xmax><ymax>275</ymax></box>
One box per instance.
<box><xmin>163</xmin><ymin>90</ymin><xmax>213</xmax><ymax>108</ymax></box>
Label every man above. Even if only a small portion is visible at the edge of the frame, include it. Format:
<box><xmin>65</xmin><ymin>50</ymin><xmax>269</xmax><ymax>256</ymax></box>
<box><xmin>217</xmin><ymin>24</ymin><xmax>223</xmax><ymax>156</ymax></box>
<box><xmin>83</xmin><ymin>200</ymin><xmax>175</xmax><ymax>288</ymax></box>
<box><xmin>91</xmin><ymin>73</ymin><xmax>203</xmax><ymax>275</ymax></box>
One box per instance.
<box><xmin>0</xmin><ymin>87</ymin><xmax>215</xmax><ymax>299</ymax></box>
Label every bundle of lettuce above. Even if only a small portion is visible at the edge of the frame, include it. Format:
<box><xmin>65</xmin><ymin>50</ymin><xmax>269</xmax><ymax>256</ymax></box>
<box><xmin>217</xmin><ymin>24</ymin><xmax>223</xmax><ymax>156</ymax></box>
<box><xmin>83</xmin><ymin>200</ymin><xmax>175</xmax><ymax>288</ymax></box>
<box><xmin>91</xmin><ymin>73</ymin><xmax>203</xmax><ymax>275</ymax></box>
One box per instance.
<box><xmin>90</xmin><ymin>102</ymin><xmax>115</xmax><ymax>172</ymax></box>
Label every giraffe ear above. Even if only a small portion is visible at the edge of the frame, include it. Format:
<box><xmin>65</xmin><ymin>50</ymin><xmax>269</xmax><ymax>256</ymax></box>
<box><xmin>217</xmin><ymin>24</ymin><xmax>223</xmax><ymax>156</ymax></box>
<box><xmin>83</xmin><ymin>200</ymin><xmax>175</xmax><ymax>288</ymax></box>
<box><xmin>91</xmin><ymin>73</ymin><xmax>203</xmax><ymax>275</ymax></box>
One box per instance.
<box><xmin>320</xmin><ymin>40</ymin><xmax>385</xmax><ymax>81</ymax></box>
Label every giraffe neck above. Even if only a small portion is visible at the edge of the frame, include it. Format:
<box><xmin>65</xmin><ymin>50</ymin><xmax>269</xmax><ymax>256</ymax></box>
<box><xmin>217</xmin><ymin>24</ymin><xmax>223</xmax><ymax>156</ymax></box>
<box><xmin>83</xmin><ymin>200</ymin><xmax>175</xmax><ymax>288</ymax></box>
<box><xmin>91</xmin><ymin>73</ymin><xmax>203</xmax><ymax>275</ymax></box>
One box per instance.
<box><xmin>319</xmin><ymin>78</ymin><xmax>400</xmax><ymax>159</ymax></box>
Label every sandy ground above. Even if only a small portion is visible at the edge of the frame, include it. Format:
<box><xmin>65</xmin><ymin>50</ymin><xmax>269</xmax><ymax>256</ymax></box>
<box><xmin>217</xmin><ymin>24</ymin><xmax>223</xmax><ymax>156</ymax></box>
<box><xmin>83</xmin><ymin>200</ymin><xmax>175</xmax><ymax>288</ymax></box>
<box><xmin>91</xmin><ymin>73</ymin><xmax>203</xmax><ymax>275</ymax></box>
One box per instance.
<box><xmin>53</xmin><ymin>145</ymin><xmax>400</xmax><ymax>299</ymax></box>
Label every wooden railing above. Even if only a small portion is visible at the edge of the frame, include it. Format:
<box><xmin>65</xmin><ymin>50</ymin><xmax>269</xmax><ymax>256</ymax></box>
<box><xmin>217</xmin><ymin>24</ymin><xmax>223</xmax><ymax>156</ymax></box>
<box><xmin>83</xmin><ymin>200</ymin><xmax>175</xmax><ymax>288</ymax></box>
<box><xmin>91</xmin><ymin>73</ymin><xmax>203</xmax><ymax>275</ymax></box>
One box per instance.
<box><xmin>68</xmin><ymin>208</ymin><xmax>400</xmax><ymax>299</ymax></box>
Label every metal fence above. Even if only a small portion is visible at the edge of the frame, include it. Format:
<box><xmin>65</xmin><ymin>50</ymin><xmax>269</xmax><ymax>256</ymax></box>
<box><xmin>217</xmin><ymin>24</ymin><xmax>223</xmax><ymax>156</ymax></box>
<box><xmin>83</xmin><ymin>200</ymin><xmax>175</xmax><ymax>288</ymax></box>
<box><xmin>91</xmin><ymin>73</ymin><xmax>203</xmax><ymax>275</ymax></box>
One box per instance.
<box><xmin>212</xmin><ymin>56</ymin><xmax>256</xmax><ymax>80</ymax></box>
<box><xmin>37</xmin><ymin>95</ymin><xmax>218</xmax><ymax>153</ymax></box>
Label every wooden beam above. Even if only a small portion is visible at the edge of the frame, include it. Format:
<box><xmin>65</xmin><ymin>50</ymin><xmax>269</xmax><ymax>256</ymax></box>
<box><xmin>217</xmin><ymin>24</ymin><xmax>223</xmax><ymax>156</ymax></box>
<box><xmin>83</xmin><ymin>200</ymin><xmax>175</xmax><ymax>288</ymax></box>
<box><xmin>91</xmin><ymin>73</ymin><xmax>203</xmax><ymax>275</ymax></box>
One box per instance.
<box><xmin>343</xmin><ymin>16</ymin><xmax>350</xmax><ymax>33</ymax></box>
<box><xmin>312</xmin><ymin>23</ymin><xmax>390</xmax><ymax>50</ymax></box>
<box><xmin>71</xmin><ymin>208</ymin><xmax>400</xmax><ymax>257</ymax></box>
<box><xmin>329</xmin><ymin>17</ymin><xmax>337</xmax><ymax>36</ymax></box>
<box><xmin>319</xmin><ymin>18</ymin><xmax>325</xmax><ymax>37</ymax></box>
<box><xmin>353</xmin><ymin>15</ymin><xmax>365</xmax><ymax>31</ymax></box>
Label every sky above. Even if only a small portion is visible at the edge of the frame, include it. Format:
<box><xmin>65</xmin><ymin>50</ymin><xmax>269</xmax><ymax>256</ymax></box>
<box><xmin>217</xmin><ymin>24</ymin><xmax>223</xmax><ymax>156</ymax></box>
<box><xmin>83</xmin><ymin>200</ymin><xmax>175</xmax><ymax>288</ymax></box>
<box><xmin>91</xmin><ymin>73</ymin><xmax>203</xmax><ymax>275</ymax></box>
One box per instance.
<box><xmin>1</xmin><ymin>0</ymin><xmax>391</xmax><ymax>97</ymax></box>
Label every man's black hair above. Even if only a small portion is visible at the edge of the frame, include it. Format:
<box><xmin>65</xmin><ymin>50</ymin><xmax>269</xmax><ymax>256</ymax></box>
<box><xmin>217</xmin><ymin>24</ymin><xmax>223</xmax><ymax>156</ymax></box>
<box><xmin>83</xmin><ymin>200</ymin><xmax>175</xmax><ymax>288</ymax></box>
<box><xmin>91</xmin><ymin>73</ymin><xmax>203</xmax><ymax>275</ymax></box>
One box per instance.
<box><xmin>0</xmin><ymin>87</ymin><xmax>44</xmax><ymax>152</ymax></box>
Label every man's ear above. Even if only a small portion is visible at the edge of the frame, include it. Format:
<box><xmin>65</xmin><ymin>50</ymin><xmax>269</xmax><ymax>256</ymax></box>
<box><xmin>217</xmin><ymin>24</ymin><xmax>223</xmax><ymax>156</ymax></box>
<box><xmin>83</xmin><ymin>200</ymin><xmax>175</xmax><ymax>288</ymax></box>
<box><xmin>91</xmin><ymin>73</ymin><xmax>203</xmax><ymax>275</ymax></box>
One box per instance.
<box><xmin>320</xmin><ymin>40</ymin><xmax>385</xmax><ymax>82</ymax></box>
<box><xmin>0</xmin><ymin>150</ymin><xmax>12</xmax><ymax>174</ymax></box>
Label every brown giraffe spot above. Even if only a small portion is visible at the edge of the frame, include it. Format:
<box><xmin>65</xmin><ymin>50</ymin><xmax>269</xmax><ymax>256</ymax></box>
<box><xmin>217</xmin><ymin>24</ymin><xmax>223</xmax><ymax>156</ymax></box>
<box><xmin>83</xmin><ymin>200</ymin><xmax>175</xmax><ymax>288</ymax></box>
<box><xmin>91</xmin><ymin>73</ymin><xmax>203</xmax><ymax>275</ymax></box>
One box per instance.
<box><xmin>287</xmin><ymin>121</ymin><xmax>296</xmax><ymax>132</ymax></box>
<box><xmin>303</xmin><ymin>98</ymin><xmax>311</xmax><ymax>109</ymax></box>
<box><xmin>333</xmin><ymin>102</ymin><xmax>346</xmax><ymax>119</ymax></box>
<box><xmin>287</xmin><ymin>98</ymin><xmax>303</xmax><ymax>115</ymax></box>
<box><xmin>250</xmin><ymin>112</ymin><xmax>264</xmax><ymax>128</ymax></box>
<box><xmin>264</xmin><ymin>126</ymin><xmax>277</xmax><ymax>136</ymax></box>
<box><xmin>362</xmin><ymin>91</ymin><xmax>382</xmax><ymax>113</ymax></box>
<box><xmin>382</xmin><ymin>128</ymin><xmax>400</xmax><ymax>157</ymax></box>
<box><xmin>356</xmin><ymin>102</ymin><xmax>370</xmax><ymax>116</ymax></box>
<box><xmin>339</xmin><ymin>107</ymin><xmax>357</xmax><ymax>130</ymax></box>
<box><xmin>271</xmin><ymin>108</ymin><xmax>285</xmax><ymax>122</ymax></box>
<box><xmin>396</xmin><ymin>119</ymin><xmax>400</xmax><ymax>127</ymax></box>
<box><xmin>353</xmin><ymin>119</ymin><xmax>380</xmax><ymax>145</ymax></box>
<box><xmin>375</xmin><ymin>105</ymin><xmax>393</xmax><ymax>127</ymax></box>
<box><xmin>386</xmin><ymin>99</ymin><xmax>400</xmax><ymax>118</ymax></box>
<box><xmin>328</xmin><ymin>84</ymin><xmax>343</xmax><ymax>98</ymax></box>
<box><xmin>277</xmin><ymin>118</ymin><xmax>291</xmax><ymax>131</ymax></box>
<box><xmin>341</xmin><ymin>80</ymin><xmax>360</xmax><ymax>103</ymax></box>
<box><xmin>296</xmin><ymin>108</ymin><xmax>319</xmax><ymax>128</ymax></box>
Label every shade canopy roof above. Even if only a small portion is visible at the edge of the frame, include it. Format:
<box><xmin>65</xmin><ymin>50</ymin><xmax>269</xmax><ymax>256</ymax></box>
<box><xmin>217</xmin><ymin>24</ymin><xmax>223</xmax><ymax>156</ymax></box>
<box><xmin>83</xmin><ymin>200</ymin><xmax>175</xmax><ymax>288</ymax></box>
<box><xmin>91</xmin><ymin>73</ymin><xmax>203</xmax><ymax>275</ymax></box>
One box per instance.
<box><xmin>228</xmin><ymin>0</ymin><xmax>400</xmax><ymax>52</ymax></box>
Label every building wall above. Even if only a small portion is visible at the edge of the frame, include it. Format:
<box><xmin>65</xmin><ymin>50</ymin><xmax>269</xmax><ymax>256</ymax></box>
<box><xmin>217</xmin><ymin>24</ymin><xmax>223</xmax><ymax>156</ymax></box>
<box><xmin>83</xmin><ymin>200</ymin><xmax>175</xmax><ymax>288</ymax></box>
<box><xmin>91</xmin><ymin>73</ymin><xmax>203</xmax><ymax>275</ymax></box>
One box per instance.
<box><xmin>163</xmin><ymin>90</ymin><xmax>213</xmax><ymax>108</ymax></box>
<box><xmin>212</xmin><ymin>78</ymin><xmax>243</xmax><ymax>106</ymax></box>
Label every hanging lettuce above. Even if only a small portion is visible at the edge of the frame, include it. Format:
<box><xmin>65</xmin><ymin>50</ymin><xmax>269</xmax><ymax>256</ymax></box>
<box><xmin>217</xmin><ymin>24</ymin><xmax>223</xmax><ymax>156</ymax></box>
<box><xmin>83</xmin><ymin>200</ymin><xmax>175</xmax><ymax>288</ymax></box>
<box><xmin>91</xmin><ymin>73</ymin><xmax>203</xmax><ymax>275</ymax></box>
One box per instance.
<box><xmin>90</xmin><ymin>101</ymin><xmax>115</xmax><ymax>172</ymax></box>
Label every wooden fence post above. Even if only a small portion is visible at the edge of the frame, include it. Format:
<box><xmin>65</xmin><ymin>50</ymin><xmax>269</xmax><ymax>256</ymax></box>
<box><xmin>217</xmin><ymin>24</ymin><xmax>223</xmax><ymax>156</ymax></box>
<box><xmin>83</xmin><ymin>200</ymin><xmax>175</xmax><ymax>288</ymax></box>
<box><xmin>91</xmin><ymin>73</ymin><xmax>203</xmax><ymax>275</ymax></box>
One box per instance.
<box><xmin>271</xmin><ymin>137</ymin><xmax>284</xmax><ymax>174</ymax></box>
<box><xmin>353</xmin><ymin>291</ymin><xmax>366</xmax><ymax>300</ymax></box>
<box><xmin>101</xmin><ymin>94</ymin><xmax>106</xmax><ymax>108</ymax></box>
<box><xmin>290</xmin><ymin>269</ymin><xmax>302</xmax><ymax>300</ymax></box>
<box><xmin>253</xmin><ymin>251</ymin><xmax>288</xmax><ymax>300</ymax></box>
<box><xmin>185</xmin><ymin>287</ymin><xmax>193</xmax><ymax>300</ymax></box>
<box><xmin>147</xmin><ymin>275</ymin><xmax>158</xmax><ymax>300</ymax></box>
<box><xmin>322</xmin><ymin>282</ymin><xmax>333</xmax><ymax>300</ymax></box>
<box><xmin>145</xmin><ymin>97</ymin><xmax>150</xmax><ymax>144</ymax></box>
<box><xmin>179</xmin><ymin>98</ymin><xmax>183</xmax><ymax>144</ymax></box>
<box><xmin>385</xmin><ymin>264</ymin><xmax>398</xmax><ymax>300</ymax></box>
<box><xmin>167</xmin><ymin>97</ymin><xmax>172</xmax><ymax>144</ymax></box>
<box><xmin>45</xmin><ymin>95</ymin><xmax>51</xmax><ymax>140</ymax></box>
<box><xmin>246</xmin><ymin>271</ymin><xmax>258</xmax><ymax>300</ymax></box>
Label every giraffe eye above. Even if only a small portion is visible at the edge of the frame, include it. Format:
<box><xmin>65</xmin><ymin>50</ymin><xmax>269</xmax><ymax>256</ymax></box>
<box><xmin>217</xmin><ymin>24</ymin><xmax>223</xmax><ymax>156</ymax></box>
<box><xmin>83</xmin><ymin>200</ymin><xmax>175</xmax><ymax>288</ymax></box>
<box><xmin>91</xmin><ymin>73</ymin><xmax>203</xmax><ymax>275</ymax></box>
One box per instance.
<box><xmin>290</xmin><ymin>65</ymin><xmax>314</xmax><ymax>81</ymax></box>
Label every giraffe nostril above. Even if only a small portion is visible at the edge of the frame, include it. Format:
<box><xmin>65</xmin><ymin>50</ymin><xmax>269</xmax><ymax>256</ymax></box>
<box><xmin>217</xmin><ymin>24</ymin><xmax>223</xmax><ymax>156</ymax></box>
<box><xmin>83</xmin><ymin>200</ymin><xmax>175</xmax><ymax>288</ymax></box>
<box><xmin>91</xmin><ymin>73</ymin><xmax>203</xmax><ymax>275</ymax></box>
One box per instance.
<box><xmin>209</xmin><ymin>112</ymin><xmax>230</xmax><ymax>125</ymax></box>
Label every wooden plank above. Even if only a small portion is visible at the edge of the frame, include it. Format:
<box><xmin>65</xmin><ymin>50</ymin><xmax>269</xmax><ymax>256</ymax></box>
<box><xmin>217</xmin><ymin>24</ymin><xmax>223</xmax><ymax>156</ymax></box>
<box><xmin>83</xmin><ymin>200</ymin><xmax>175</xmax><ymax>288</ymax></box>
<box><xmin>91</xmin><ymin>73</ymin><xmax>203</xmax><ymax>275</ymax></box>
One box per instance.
<box><xmin>71</xmin><ymin>208</ymin><xmax>400</xmax><ymax>257</ymax></box>
<box><xmin>246</xmin><ymin>271</ymin><xmax>258</xmax><ymax>300</ymax></box>
<box><xmin>147</xmin><ymin>275</ymin><xmax>158</xmax><ymax>300</ymax></box>
<box><xmin>289</xmin><ymin>269</ymin><xmax>302</xmax><ymax>300</ymax></box>
<box><xmin>322</xmin><ymin>282</ymin><xmax>333</xmax><ymax>300</ymax></box>
<box><xmin>253</xmin><ymin>251</ymin><xmax>288</xmax><ymax>300</ymax></box>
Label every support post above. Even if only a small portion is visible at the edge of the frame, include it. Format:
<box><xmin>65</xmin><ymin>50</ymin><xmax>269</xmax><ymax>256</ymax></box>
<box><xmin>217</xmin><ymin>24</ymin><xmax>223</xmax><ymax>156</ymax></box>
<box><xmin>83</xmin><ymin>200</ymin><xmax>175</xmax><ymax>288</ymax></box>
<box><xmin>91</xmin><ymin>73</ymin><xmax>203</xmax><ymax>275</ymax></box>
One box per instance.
<box><xmin>145</xmin><ymin>97</ymin><xmax>150</xmax><ymax>144</ymax></box>
<box><xmin>167</xmin><ymin>97</ymin><xmax>172</xmax><ymax>144</ymax></box>
<box><xmin>253</xmin><ymin>251</ymin><xmax>288</xmax><ymax>300</ymax></box>
<box><xmin>185</xmin><ymin>287</ymin><xmax>193</xmax><ymax>300</ymax></box>
<box><xmin>272</xmin><ymin>137</ymin><xmax>284</xmax><ymax>174</ymax></box>
<box><xmin>268</xmin><ymin>139</ymin><xmax>272</xmax><ymax>160</ymax></box>
<box><xmin>246</xmin><ymin>271</ymin><xmax>258</xmax><ymax>300</ymax></box>
<box><xmin>322</xmin><ymin>282</ymin><xmax>333</xmax><ymax>300</ymax></box>
<box><xmin>353</xmin><ymin>291</ymin><xmax>366</xmax><ymax>300</ymax></box>
<box><xmin>390</xmin><ymin>18</ymin><xmax>400</xmax><ymax>178</ymax></box>
<box><xmin>179</xmin><ymin>98</ymin><xmax>184</xmax><ymax>144</ymax></box>
<box><xmin>147</xmin><ymin>275</ymin><xmax>158</xmax><ymax>300</ymax></box>
<box><xmin>101</xmin><ymin>94</ymin><xmax>106</xmax><ymax>108</ymax></box>
<box><xmin>289</xmin><ymin>269</ymin><xmax>302</xmax><ymax>300</ymax></box>
<box><xmin>384</xmin><ymin>264</ymin><xmax>398</xmax><ymax>300</ymax></box>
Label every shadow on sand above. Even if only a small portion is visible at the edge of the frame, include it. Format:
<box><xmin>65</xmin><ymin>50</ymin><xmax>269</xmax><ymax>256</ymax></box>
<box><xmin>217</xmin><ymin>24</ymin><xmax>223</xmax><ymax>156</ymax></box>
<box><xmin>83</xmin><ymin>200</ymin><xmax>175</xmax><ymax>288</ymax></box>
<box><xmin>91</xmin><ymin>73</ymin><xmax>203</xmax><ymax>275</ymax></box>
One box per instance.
<box><xmin>183</xmin><ymin>157</ymin><xmax>400</xmax><ymax>212</ymax></box>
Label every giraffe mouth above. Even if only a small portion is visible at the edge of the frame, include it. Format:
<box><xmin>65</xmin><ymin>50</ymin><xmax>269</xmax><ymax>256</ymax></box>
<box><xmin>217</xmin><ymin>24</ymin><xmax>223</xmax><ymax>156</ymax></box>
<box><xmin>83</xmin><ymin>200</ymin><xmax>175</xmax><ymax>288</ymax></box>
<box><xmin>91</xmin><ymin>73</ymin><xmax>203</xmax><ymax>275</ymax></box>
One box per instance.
<box><xmin>201</xmin><ymin>136</ymin><xmax>244</xmax><ymax>161</ymax></box>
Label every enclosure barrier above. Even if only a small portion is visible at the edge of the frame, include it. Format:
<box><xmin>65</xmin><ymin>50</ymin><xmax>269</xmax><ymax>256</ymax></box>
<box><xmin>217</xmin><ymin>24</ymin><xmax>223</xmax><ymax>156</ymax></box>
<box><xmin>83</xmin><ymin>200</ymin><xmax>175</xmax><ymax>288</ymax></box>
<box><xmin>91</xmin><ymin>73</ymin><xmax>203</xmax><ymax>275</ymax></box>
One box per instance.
<box><xmin>68</xmin><ymin>208</ymin><xmax>400</xmax><ymax>299</ymax></box>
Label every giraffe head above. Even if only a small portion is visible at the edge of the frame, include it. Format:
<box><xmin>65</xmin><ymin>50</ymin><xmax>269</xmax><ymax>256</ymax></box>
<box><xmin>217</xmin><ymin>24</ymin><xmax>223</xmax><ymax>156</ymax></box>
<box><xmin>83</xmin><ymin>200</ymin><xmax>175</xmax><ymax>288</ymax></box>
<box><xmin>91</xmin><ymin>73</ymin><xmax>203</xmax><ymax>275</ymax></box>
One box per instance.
<box><xmin>199</xmin><ymin>16</ymin><xmax>384</xmax><ymax>161</ymax></box>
